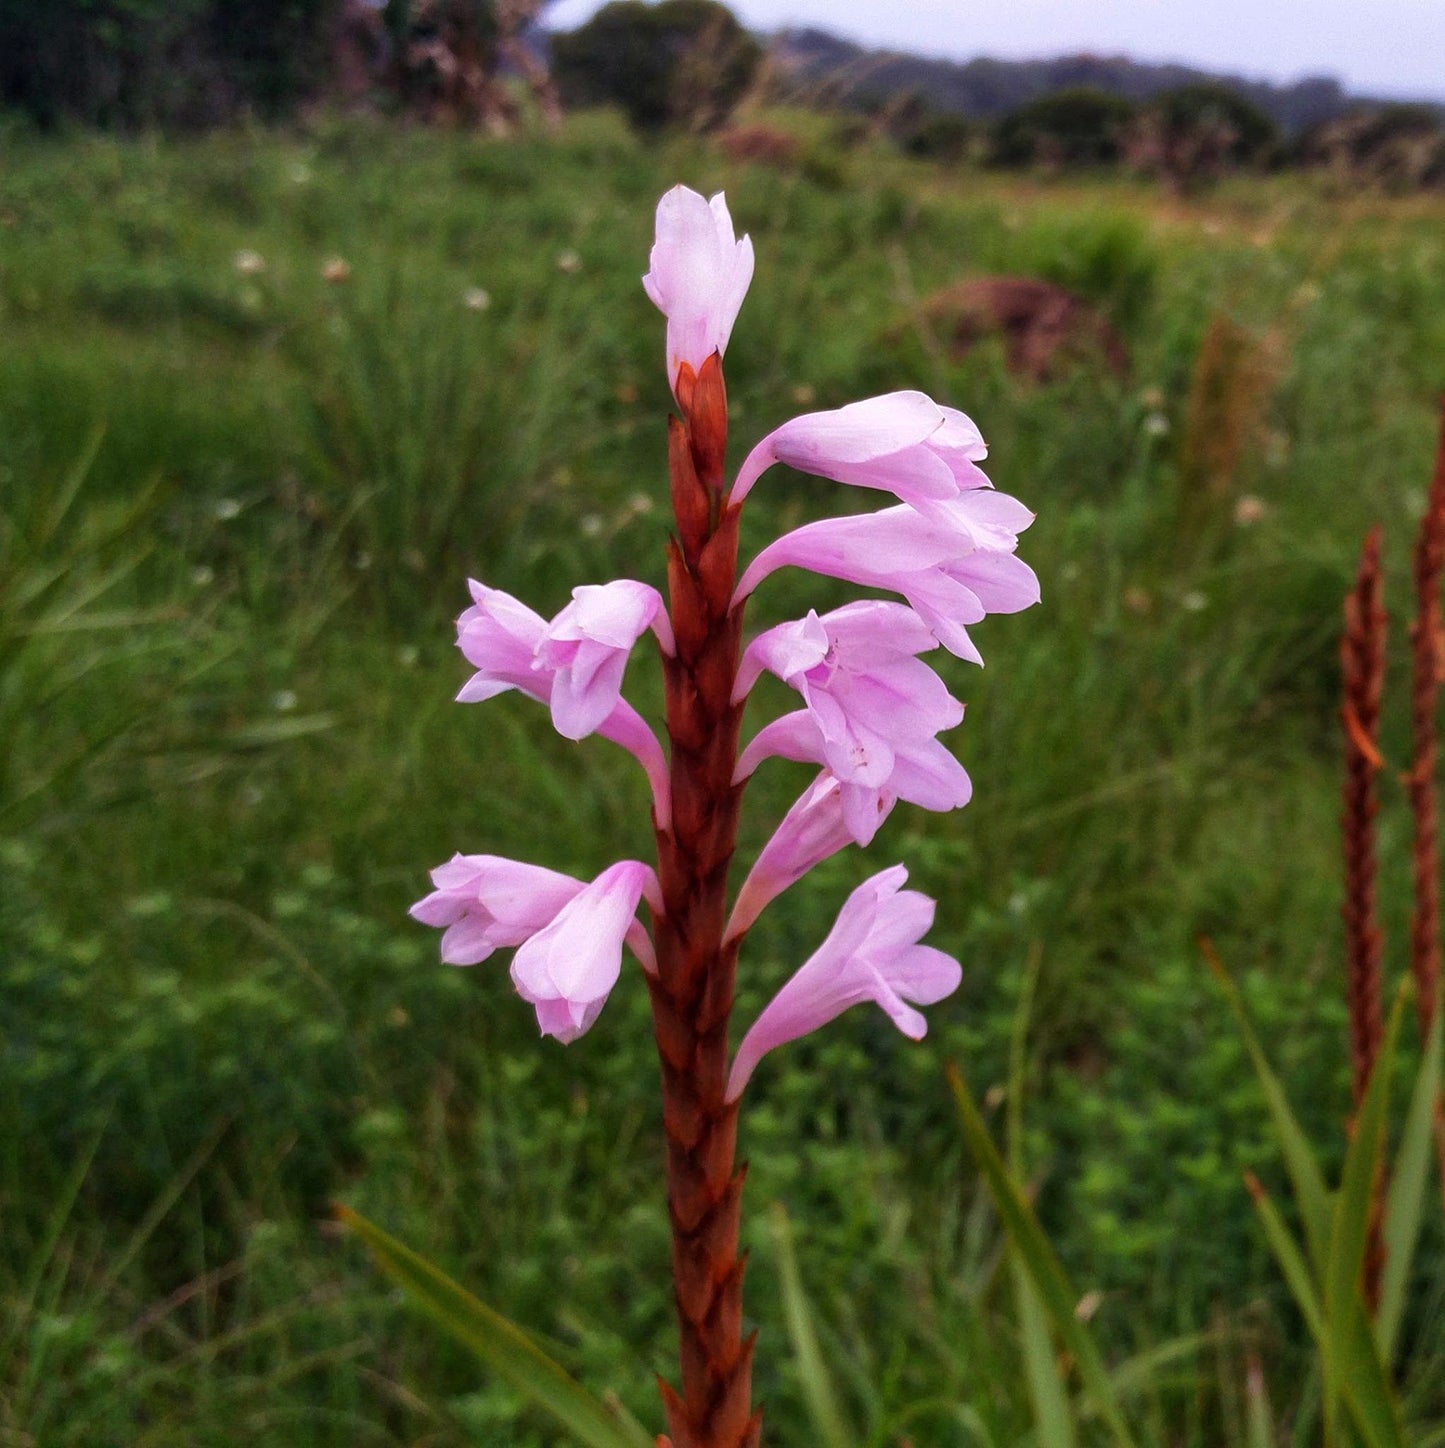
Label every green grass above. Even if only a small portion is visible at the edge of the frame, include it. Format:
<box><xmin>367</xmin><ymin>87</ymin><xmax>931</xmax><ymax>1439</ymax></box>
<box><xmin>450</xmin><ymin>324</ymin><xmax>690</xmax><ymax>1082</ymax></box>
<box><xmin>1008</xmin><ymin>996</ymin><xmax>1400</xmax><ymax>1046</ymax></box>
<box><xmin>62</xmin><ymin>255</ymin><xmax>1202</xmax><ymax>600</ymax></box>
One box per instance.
<box><xmin>2</xmin><ymin>109</ymin><xmax>1444</xmax><ymax>1443</ymax></box>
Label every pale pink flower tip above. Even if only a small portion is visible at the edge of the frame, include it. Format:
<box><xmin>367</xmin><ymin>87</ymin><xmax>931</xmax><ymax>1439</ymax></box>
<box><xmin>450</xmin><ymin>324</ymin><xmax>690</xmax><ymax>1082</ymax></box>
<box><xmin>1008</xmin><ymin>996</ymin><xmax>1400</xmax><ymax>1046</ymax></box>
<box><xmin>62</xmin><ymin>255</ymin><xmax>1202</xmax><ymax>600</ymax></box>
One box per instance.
<box><xmin>726</xmin><ymin>865</ymin><xmax>962</xmax><ymax>1099</ymax></box>
<box><xmin>534</xmin><ymin>580</ymin><xmax>669</xmax><ymax>740</ymax></box>
<box><xmin>643</xmin><ymin>186</ymin><xmax>754</xmax><ymax>391</ymax></box>
<box><xmin>510</xmin><ymin>860</ymin><xmax>654</xmax><ymax>1043</ymax></box>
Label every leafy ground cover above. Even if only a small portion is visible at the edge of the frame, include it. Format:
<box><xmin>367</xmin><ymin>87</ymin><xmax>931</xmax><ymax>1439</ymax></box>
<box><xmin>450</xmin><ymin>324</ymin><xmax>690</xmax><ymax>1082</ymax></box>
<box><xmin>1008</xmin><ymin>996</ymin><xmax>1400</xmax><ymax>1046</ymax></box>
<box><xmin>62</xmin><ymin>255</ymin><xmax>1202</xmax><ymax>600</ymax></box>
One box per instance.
<box><xmin>2</xmin><ymin>110</ymin><xmax>1444</xmax><ymax>1444</ymax></box>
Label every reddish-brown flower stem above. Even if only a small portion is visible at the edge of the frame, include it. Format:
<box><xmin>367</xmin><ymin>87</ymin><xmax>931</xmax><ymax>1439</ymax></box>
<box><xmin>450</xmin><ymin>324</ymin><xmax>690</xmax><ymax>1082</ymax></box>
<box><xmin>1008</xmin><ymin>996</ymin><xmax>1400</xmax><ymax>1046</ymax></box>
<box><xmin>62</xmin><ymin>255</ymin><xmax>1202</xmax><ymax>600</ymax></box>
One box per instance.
<box><xmin>1341</xmin><ymin>522</ymin><xmax>1387</xmax><ymax>1312</ymax></box>
<box><xmin>648</xmin><ymin>354</ymin><xmax>762</xmax><ymax>1448</ymax></box>
<box><xmin>1409</xmin><ymin>397</ymin><xmax>1445</xmax><ymax>1207</ymax></box>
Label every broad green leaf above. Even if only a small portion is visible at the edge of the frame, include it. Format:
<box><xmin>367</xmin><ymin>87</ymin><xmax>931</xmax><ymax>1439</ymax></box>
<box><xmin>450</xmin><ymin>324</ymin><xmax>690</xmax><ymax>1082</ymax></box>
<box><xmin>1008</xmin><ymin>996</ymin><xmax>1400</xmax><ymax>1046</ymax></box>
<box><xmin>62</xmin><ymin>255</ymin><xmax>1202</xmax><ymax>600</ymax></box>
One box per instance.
<box><xmin>1380</xmin><ymin>1005</ymin><xmax>1443</xmax><ymax>1362</ymax></box>
<box><xmin>947</xmin><ymin>1063</ymin><xmax>1138</xmax><ymax>1448</ymax></box>
<box><xmin>336</xmin><ymin>1205</ymin><xmax>652</xmax><ymax>1448</ymax></box>
<box><xmin>1206</xmin><ymin>943</ymin><xmax>1332</xmax><ymax>1272</ymax></box>
<box><xmin>769</xmin><ymin>1203</ymin><xmax>855</xmax><ymax>1448</ymax></box>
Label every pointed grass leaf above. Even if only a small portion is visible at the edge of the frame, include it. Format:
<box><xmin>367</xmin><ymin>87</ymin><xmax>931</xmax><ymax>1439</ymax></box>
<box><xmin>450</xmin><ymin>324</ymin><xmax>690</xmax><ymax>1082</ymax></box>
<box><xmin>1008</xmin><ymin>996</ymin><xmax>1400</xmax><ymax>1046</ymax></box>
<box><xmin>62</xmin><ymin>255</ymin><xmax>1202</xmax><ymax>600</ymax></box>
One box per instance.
<box><xmin>946</xmin><ymin>1063</ymin><xmax>1138</xmax><ymax>1448</ymax></box>
<box><xmin>1012</xmin><ymin>1258</ymin><xmax>1078</xmax><ymax>1448</ymax></box>
<box><xmin>768</xmin><ymin>1203</ymin><xmax>856</xmax><ymax>1448</ymax></box>
<box><xmin>1379</xmin><ymin>1005</ymin><xmax>1442</xmax><ymax>1363</ymax></box>
<box><xmin>1325</xmin><ymin>982</ymin><xmax>1406</xmax><ymax>1345</ymax></box>
<box><xmin>1204</xmin><ymin>940</ymin><xmax>1333</xmax><ymax>1273</ymax></box>
<box><xmin>1244</xmin><ymin>1171</ymin><xmax>1326</xmax><ymax>1345</ymax></box>
<box><xmin>1320</xmin><ymin>979</ymin><xmax>1410</xmax><ymax>1448</ymax></box>
<box><xmin>335</xmin><ymin>1204</ymin><xmax>652</xmax><ymax>1448</ymax></box>
<box><xmin>1003</xmin><ymin>949</ymin><xmax>1076</xmax><ymax>1446</ymax></box>
<box><xmin>1245</xmin><ymin>1356</ymin><xmax>1274</xmax><ymax>1448</ymax></box>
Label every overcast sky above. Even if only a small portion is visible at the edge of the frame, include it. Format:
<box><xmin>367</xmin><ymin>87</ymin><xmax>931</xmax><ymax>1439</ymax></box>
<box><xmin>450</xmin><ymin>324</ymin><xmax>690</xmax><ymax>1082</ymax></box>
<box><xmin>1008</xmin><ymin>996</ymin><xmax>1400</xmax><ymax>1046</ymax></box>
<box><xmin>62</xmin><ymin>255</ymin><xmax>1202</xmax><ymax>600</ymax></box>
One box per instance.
<box><xmin>545</xmin><ymin>0</ymin><xmax>1445</xmax><ymax>101</ymax></box>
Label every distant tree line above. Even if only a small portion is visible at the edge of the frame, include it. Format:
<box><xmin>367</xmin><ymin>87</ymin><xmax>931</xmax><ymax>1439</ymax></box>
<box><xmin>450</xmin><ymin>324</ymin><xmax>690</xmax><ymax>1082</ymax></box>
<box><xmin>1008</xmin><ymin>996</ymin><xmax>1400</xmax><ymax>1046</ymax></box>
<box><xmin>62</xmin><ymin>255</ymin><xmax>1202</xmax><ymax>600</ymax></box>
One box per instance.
<box><xmin>0</xmin><ymin>0</ymin><xmax>559</xmax><ymax>131</ymax></box>
<box><xmin>0</xmin><ymin>0</ymin><xmax>339</xmax><ymax>128</ymax></box>
<box><xmin>2</xmin><ymin>0</ymin><xmax>1442</xmax><ymax>192</ymax></box>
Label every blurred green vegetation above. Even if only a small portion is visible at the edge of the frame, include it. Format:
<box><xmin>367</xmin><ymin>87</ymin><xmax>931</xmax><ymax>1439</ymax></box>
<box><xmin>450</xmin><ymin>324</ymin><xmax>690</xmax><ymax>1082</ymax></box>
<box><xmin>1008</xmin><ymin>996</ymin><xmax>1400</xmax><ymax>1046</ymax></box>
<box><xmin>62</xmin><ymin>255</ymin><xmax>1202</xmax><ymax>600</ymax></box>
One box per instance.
<box><xmin>2</xmin><ymin>111</ymin><xmax>1444</xmax><ymax>1443</ymax></box>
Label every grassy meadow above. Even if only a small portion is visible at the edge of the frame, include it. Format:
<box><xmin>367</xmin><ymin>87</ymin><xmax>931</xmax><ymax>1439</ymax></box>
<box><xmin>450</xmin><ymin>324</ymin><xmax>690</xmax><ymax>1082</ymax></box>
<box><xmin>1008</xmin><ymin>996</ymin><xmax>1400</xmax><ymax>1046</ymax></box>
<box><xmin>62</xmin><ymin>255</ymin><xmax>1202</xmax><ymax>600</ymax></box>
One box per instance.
<box><xmin>3</xmin><ymin>109</ymin><xmax>1445</xmax><ymax>1444</ymax></box>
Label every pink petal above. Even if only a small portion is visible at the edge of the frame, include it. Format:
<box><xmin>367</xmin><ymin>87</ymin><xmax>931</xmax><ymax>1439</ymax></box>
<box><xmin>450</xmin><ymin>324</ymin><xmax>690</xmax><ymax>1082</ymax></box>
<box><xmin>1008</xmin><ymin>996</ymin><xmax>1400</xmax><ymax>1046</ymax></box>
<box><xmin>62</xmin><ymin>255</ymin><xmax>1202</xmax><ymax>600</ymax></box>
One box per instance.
<box><xmin>725</xmin><ymin>772</ymin><xmax>897</xmax><ymax>941</ymax></box>
<box><xmin>643</xmin><ymin>186</ymin><xmax>753</xmax><ymax>388</ymax></box>
<box><xmin>509</xmin><ymin>860</ymin><xmax>653</xmax><ymax>1042</ymax></box>
<box><xmin>728</xmin><ymin>865</ymin><xmax>959</xmax><ymax>1098</ymax></box>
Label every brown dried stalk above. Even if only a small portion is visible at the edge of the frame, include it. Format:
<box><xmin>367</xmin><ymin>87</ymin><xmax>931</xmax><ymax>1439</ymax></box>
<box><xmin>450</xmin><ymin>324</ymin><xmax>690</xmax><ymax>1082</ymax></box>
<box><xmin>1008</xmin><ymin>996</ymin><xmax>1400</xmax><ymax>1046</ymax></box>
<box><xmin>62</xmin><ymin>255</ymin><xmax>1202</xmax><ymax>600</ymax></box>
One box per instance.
<box><xmin>1408</xmin><ymin>397</ymin><xmax>1445</xmax><ymax>1206</ymax></box>
<box><xmin>1409</xmin><ymin>401</ymin><xmax>1445</xmax><ymax>1032</ymax></box>
<box><xmin>1341</xmin><ymin>523</ymin><xmax>1387</xmax><ymax>1311</ymax></box>
<box><xmin>649</xmin><ymin>354</ymin><xmax>761</xmax><ymax>1448</ymax></box>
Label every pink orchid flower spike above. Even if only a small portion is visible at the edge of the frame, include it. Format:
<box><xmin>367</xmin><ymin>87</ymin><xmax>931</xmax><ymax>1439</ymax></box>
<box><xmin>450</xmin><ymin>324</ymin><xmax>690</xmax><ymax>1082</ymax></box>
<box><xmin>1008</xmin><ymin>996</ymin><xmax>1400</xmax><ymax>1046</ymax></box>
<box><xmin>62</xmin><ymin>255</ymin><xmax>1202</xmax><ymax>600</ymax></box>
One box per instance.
<box><xmin>726</xmin><ymin>865</ymin><xmax>962</xmax><ymax>1100</ymax></box>
<box><xmin>455</xmin><ymin>578</ymin><xmax>673</xmax><ymax>823</ymax></box>
<box><xmin>643</xmin><ymin>185</ymin><xmax>754</xmax><ymax>394</ymax></box>
<box><xmin>411</xmin><ymin>855</ymin><xmax>658</xmax><ymax>1042</ymax></box>
<box><xmin>732</xmin><ymin>392</ymin><xmax>992</xmax><ymax>514</ymax></box>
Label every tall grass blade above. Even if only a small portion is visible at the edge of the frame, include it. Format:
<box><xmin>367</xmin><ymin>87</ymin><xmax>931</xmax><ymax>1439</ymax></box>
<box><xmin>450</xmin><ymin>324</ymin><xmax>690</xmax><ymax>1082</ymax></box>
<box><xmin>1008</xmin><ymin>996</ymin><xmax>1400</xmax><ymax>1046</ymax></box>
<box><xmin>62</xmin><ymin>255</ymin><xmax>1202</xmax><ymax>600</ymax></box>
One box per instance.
<box><xmin>1325</xmin><ymin>982</ymin><xmax>1405</xmax><ymax>1340</ymax></box>
<box><xmin>1013</xmin><ymin>1259</ymin><xmax>1078</xmax><ymax>1448</ymax></box>
<box><xmin>1245</xmin><ymin>1355</ymin><xmax>1274</xmax><ymax>1448</ymax></box>
<box><xmin>336</xmin><ymin>1204</ymin><xmax>652</xmax><ymax>1448</ymax></box>
<box><xmin>768</xmin><ymin>1202</ymin><xmax>855</xmax><ymax>1448</ymax></box>
<box><xmin>1003</xmin><ymin>947</ymin><xmax>1077</xmax><ymax>1446</ymax></box>
<box><xmin>1379</xmin><ymin>1005</ymin><xmax>1443</xmax><ymax>1362</ymax></box>
<box><xmin>947</xmin><ymin>1063</ymin><xmax>1138</xmax><ymax>1448</ymax></box>
<box><xmin>1243</xmin><ymin>1172</ymin><xmax>1325</xmax><ymax>1345</ymax></box>
<box><xmin>1204</xmin><ymin>940</ymin><xmax>1333</xmax><ymax>1271</ymax></box>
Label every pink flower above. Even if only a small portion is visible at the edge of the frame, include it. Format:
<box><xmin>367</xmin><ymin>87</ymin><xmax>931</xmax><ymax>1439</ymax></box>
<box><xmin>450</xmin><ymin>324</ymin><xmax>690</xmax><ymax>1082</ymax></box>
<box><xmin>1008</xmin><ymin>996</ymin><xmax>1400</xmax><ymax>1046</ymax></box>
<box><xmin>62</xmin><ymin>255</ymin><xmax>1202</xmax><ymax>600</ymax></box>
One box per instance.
<box><xmin>510</xmin><ymin>860</ymin><xmax>656</xmax><ymax>1043</ymax></box>
<box><xmin>734</xmin><ymin>503</ymin><xmax>1039</xmax><ymax>664</ymax></box>
<box><xmin>726</xmin><ymin>865</ymin><xmax>961</xmax><ymax>1099</ymax></box>
<box><xmin>738</xmin><ymin>708</ymin><xmax>969</xmax><ymax>843</ymax></box>
<box><xmin>409</xmin><ymin>854</ymin><xmax>584</xmax><ymax>965</ymax></box>
<box><xmin>533</xmin><ymin>581</ymin><xmax>674</xmax><ymax>739</ymax></box>
<box><xmin>456</xmin><ymin>579</ymin><xmax>672</xmax><ymax>820</ymax></box>
<box><xmin>732</xmin><ymin>392</ymin><xmax>991</xmax><ymax>511</ymax></box>
<box><xmin>724</xmin><ymin>771</ymin><xmax>897</xmax><ymax>942</ymax></box>
<box><xmin>734</xmin><ymin>600</ymin><xmax>969</xmax><ymax>839</ymax></box>
<box><xmin>643</xmin><ymin>186</ymin><xmax>754</xmax><ymax>390</ymax></box>
<box><xmin>411</xmin><ymin>855</ymin><xmax>657</xmax><ymax>1042</ymax></box>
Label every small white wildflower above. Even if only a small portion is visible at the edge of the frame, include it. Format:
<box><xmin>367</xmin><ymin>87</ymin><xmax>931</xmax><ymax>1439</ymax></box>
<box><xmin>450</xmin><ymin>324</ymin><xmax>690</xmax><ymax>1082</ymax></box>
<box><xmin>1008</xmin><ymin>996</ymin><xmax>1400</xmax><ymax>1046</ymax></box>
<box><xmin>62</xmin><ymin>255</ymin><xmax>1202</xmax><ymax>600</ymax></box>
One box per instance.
<box><xmin>463</xmin><ymin>287</ymin><xmax>491</xmax><ymax>312</ymax></box>
<box><xmin>556</xmin><ymin>250</ymin><xmax>582</xmax><ymax>274</ymax></box>
<box><xmin>580</xmin><ymin>514</ymin><xmax>604</xmax><ymax>537</ymax></box>
<box><xmin>322</xmin><ymin>257</ymin><xmax>351</xmax><ymax>284</ymax></box>
<box><xmin>273</xmin><ymin>690</ymin><xmax>298</xmax><ymax>712</ymax></box>
<box><xmin>1181</xmin><ymin>590</ymin><xmax>1207</xmax><ymax>613</ymax></box>
<box><xmin>190</xmin><ymin>565</ymin><xmax>216</xmax><ymax>587</ymax></box>
<box><xmin>1234</xmin><ymin>495</ymin><xmax>1269</xmax><ymax>526</ymax></box>
<box><xmin>1143</xmin><ymin>412</ymin><xmax>1170</xmax><ymax>438</ymax></box>
<box><xmin>214</xmin><ymin>498</ymin><xmax>242</xmax><ymax>521</ymax></box>
<box><xmin>234</xmin><ymin>249</ymin><xmax>266</xmax><ymax>277</ymax></box>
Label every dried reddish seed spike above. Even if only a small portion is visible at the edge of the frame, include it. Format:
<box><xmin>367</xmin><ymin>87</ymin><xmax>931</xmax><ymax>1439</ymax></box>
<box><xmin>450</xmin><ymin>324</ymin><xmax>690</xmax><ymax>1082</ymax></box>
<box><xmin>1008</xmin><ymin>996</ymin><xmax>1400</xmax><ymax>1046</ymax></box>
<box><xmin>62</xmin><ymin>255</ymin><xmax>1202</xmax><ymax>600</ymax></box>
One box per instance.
<box><xmin>1340</xmin><ymin>521</ymin><xmax>1387</xmax><ymax>1312</ymax></box>
<box><xmin>1409</xmin><ymin>398</ymin><xmax>1445</xmax><ymax>1040</ymax></box>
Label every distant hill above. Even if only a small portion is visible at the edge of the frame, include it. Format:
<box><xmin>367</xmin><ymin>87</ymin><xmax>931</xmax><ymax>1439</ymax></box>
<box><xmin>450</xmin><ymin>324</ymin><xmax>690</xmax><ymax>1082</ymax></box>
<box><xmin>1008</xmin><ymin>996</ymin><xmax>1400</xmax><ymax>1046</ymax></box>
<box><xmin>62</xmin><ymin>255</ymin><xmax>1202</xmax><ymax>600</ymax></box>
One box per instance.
<box><xmin>770</xmin><ymin>28</ymin><xmax>1441</xmax><ymax>135</ymax></box>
